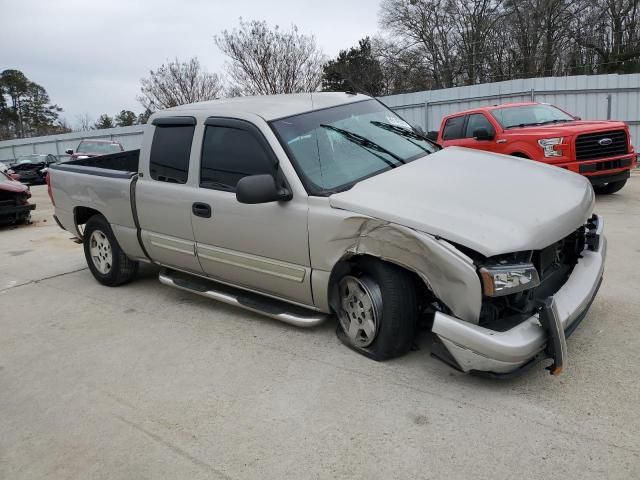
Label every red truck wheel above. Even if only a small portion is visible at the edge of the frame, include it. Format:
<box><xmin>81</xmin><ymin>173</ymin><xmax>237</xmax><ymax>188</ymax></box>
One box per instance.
<box><xmin>593</xmin><ymin>179</ymin><xmax>627</xmax><ymax>194</ymax></box>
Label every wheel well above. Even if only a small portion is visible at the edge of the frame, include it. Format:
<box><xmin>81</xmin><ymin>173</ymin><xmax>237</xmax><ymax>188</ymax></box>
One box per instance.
<box><xmin>328</xmin><ymin>255</ymin><xmax>433</xmax><ymax>313</ymax></box>
<box><xmin>74</xmin><ymin>206</ymin><xmax>101</xmax><ymax>225</ymax></box>
<box><xmin>73</xmin><ymin>207</ymin><xmax>102</xmax><ymax>238</ymax></box>
<box><xmin>510</xmin><ymin>152</ymin><xmax>530</xmax><ymax>159</ymax></box>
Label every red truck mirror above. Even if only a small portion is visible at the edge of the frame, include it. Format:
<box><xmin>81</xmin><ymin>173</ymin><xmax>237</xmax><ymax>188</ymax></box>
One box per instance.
<box><xmin>473</xmin><ymin>128</ymin><xmax>494</xmax><ymax>141</ymax></box>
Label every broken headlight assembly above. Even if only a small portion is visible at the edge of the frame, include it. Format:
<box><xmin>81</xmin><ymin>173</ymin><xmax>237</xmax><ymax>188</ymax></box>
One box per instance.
<box><xmin>479</xmin><ymin>263</ymin><xmax>540</xmax><ymax>297</ymax></box>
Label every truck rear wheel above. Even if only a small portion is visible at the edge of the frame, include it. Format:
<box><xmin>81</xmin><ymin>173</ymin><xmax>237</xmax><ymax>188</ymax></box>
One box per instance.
<box><xmin>83</xmin><ymin>214</ymin><xmax>138</xmax><ymax>286</ymax></box>
<box><xmin>593</xmin><ymin>179</ymin><xmax>627</xmax><ymax>195</ymax></box>
<box><xmin>336</xmin><ymin>258</ymin><xmax>418</xmax><ymax>361</ymax></box>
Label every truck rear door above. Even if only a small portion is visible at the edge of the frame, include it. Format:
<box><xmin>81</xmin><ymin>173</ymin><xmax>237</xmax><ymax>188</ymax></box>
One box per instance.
<box><xmin>135</xmin><ymin>117</ymin><xmax>203</xmax><ymax>273</ymax></box>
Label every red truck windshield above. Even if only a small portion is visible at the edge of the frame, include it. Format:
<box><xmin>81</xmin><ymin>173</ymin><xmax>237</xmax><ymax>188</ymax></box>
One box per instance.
<box><xmin>492</xmin><ymin>104</ymin><xmax>574</xmax><ymax>129</ymax></box>
<box><xmin>77</xmin><ymin>141</ymin><xmax>122</xmax><ymax>154</ymax></box>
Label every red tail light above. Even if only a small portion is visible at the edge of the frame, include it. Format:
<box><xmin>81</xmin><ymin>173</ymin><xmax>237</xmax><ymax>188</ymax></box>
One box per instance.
<box><xmin>46</xmin><ymin>171</ymin><xmax>55</xmax><ymax>206</ymax></box>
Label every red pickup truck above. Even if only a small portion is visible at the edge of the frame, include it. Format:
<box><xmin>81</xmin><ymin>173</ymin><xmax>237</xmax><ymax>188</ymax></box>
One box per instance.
<box><xmin>436</xmin><ymin>102</ymin><xmax>636</xmax><ymax>194</ymax></box>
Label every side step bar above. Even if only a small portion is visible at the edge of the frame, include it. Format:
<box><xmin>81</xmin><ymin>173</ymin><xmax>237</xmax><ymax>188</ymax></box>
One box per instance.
<box><xmin>158</xmin><ymin>269</ymin><xmax>329</xmax><ymax>328</ymax></box>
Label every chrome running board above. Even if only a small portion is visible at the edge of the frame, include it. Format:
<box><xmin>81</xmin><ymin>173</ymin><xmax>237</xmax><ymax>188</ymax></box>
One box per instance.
<box><xmin>158</xmin><ymin>269</ymin><xmax>328</xmax><ymax>328</ymax></box>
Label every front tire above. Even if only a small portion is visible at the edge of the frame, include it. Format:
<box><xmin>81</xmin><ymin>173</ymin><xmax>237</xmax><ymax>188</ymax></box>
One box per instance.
<box><xmin>593</xmin><ymin>179</ymin><xmax>627</xmax><ymax>195</ymax></box>
<box><xmin>336</xmin><ymin>258</ymin><xmax>418</xmax><ymax>361</ymax></box>
<box><xmin>83</xmin><ymin>214</ymin><xmax>138</xmax><ymax>286</ymax></box>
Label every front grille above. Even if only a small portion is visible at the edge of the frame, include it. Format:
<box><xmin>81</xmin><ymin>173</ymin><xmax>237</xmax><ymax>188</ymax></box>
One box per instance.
<box><xmin>575</xmin><ymin>130</ymin><xmax>628</xmax><ymax>161</ymax></box>
<box><xmin>579</xmin><ymin>157</ymin><xmax>632</xmax><ymax>173</ymax></box>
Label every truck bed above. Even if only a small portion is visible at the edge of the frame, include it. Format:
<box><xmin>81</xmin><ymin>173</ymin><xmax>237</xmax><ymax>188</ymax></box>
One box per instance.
<box><xmin>56</xmin><ymin>149</ymin><xmax>139</xmax><ymax>178</ymax></box>
<box><xmin>48</xmin><ymin>149</ymin><xmax>146</xmax><ymax>260</ymax></box>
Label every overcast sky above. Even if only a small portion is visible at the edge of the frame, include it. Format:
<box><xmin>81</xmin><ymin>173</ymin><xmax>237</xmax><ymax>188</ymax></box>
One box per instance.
<box><xmin>3</xmin><ymin>0</ymin><xmax>380</xmax><ymax>126</ymax></box>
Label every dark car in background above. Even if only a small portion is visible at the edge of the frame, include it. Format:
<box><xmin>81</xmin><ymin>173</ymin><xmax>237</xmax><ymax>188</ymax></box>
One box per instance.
<box><xmin>8</xmin><ymin>154</ymin><xmax>59</xmax><ymax>184</ymax></box>
<box><xmin>0</xmin><ymin>170</ymin><xmax>35</xmax><ymax>225</ymax></box>
<box><xmin>66</xmin><ymin>139</ymin><xmax>124</xmax><ymax>160</ymax></box>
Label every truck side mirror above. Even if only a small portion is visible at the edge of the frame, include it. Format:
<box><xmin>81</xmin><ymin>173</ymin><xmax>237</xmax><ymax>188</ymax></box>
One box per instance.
<box><xmin>473</xmin><ymin>128</ymin><xmax>494</xmax><ymax>141</ymax></box>
<box><xmin>65</xmin><ymin>149</ymin><xmax>74</xmax><ymax>155</ymax></box>
<box><xmin>236</xmin><ymin>174</ymin><xmax>291</xmax><ymax>204</ymax></box>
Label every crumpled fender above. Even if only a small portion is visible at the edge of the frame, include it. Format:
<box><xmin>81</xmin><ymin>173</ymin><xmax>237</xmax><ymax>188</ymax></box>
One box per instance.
<box><xmin>309</xmin><ymin>208</ymin><xmax>482</xmax><ymax>323</ymax></box>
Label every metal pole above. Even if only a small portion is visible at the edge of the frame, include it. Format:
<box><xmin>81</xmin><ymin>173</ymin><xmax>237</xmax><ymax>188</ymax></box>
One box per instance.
<box><xmin>606</xmin><ymin>94</ymin><xmax>612</xmax><ymax>119</ymax></box>
<box><xmin>424</xmin><ymin>101</ymin><xmax>430</xmax><ymax>131</ymax></box>
<box><xmin>530</xmin><ymin>88</ymin><xmax>535</xmax><ymax>101</ymax></box>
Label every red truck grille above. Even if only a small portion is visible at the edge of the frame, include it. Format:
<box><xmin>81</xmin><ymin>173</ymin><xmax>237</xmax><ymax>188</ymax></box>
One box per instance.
<box><xmin>575</xmin><ymin>130</ymin><xmax>628</xmax><ymax>161</ymax></box>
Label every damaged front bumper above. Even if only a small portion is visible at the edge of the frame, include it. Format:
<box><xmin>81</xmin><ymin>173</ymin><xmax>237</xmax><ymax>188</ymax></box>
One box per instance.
<box><xmin>431</xmin><ymin>215</ymin><xmax>606</xmax><ymax>376</ymax></box>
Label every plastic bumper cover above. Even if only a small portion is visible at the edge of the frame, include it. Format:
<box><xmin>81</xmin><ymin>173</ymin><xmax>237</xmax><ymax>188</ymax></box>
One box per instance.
<box><xmin>432</xmin><ymin>215</ymin><xmax>606</xmax><ymax>375</ymax></box>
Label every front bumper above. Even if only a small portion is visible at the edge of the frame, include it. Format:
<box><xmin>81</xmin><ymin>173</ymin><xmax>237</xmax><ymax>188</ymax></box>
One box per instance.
<box><xmin>432</xmin><ymin>215</ymin><xmax>606</xmax><ymax>375</ymax></box>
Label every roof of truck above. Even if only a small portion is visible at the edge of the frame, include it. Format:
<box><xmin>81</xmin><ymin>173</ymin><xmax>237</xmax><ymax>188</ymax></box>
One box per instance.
<box><xmin>444</xmin><ymin>102</ymin><xmax>541</xmax><ymax>117</ymax></box>
<box><xmin>164</xmin><ymin>92</ymin><xmax>371</xmax><ymax>121</ymax></box>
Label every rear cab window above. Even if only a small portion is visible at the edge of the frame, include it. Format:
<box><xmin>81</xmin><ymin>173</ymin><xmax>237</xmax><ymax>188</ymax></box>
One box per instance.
<box><xmin>149</xmin><ymin>117</ymin><xmax>196</xmax><ymax>184</ymax></box>
<box><xmin>442</xmin><ymin>116</ymin><xmax>465</xmax><ymax>140</ymax></box>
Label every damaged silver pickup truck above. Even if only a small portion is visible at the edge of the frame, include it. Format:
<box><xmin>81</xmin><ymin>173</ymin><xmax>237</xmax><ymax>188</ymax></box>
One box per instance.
<box><xmin>48</xmin><ymin>93</ymin><xmax>605</xmax><ymax>377</ymax></box>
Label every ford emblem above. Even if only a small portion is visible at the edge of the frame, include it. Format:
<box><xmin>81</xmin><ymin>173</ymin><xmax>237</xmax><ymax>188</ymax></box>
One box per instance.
<box><xmin>598</xmin><ymin>138</ymin><xmax>613</xmax><ymax>146</ymax></box>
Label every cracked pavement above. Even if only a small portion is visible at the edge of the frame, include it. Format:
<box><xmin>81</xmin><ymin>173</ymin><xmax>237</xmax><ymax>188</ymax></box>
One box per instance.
<box><xmin>1</xmin><ymin>179</ymin><xmax>639</xmax><ymax>479</ymax></box>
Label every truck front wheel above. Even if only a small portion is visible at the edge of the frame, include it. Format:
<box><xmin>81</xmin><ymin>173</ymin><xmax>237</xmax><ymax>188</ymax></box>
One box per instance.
<box><xmin>593</xmin><ymin>179</ymin><xmax>627</xmax><ymax>195</ymax></box>
<box><xmin>336</xmin><ymin>258</ymin><xmax>418</xmax><ymax>361</ymax></box>
<box><xmin>83</xmin><ymin>214</ymin><xmax>138</xmax><ymax>286</ymax></box>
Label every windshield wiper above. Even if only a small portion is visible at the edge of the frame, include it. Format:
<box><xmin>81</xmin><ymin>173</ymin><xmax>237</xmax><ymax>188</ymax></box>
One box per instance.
<box><xmin>369</xmin><ymin>121</ymin><xmax>433</xmax><ymax>154</ymax></box>
<box><xmin>537</xmin><ymin>119</ymin><xmax>573</xmax><ymax>126</ymax></box>
<box><xmin>320</xmin><ymin>124</ymin><xmax>405</xmax><ymax>166</ymax></box>
<box><xmin>505</xmin><ymin>122</ymin><xmax>543</xmax><ymax>129</ymax></box>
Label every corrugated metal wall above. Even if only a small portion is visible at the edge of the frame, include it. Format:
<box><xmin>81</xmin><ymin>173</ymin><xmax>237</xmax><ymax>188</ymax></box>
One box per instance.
<box><xmin>381</xmin><ymin>73</ymin><xmax>640</xmax><ymax>148</ymax></box>
<box><xmin>0</xmin><ymin>125</ymin><xmax>145</xmax><ymax>162</ymax></box>
<box><xmin>1</xmin><ymin>73</ymin><xmax>639</xmax><ymax>162</ymax></box>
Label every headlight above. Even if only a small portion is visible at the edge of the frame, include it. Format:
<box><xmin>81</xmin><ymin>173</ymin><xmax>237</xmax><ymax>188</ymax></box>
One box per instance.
<box><xmin>537</xmin><ymin>137</ymin><xmax>563</xmax><ymax>157</ymax></box>
<box><xmin>479</xmin><ymin>263</ymin><xmax>540</xmax><ymax>297</ymax></box>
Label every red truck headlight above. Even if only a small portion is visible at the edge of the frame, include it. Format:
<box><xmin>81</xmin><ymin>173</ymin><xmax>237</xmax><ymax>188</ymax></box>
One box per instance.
<box><xmin>538</xmin><ymin>137</ymin><xmax>564</xmax><ymax>157</ymax></box>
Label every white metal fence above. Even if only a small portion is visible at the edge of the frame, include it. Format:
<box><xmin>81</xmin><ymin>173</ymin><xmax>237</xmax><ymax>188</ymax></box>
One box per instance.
<box><xmin>1</xmin><ymin>73</ymin><xmax>639</xmax><ymax>162</ymax></box>
<box><xmin>0</xmin><ymin>125</ymin><xmax>145</xmax><ymax>163</ymax></box>
<box><xmin>381</xmin><ymin>73</ymin><xmax>640</xmax><ymax>148</ymax></box>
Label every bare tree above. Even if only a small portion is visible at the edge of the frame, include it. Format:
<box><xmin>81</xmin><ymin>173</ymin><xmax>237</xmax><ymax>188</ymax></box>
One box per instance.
<box><xmin>371</xmin><ymin>37</ymin><xmax>433</xmax><ymax>94</ymax></box>
<box><xmin>75</xmin><ymin>113</ymin><xmax>93</xmax><ymax>132</ymax></box>
<box><xmin>569</xmin><ymin>0</ymin><xmax>640</xmax><ymax>73</ymax></box>
<box><xmin>450</xmin><ymin>0</ymin><xmax>504</xmax><ymax>84</ymax></box>
<box><xmin>138</xmin><ymin>57</ymin><xmax>223</xmax><ymax>111</ymax></box>
<box><xmin>214</xmin><ymin>19</ymin><xmax>326</xmax><ymax>95</ymax></box>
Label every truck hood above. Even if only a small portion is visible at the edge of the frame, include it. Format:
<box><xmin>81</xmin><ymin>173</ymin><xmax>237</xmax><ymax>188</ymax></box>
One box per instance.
<box><xmin>504</xmin><ymin>120</ymin><xmax>628</xmax><ymax>137</ymax></box>
<box><xmin>329</xmin><ymin>147</ymin><xmax>594</xmax><ymax>257</ymax></box>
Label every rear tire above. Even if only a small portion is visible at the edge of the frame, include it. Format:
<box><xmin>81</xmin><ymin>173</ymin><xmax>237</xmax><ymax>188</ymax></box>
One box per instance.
<box><xmin>336</xmin><ymin>257</ymin><xmax>418</xmax><ymax>361</ymax></box>
<box><xmin>593</xmin><ymin>179</ymin><xmax>627</xmax><ymax>195</ymax></box>
<box><xmin>83</xmin><ymin>214</ymin><xmax>138</xmax><ymax>286</ymax></box>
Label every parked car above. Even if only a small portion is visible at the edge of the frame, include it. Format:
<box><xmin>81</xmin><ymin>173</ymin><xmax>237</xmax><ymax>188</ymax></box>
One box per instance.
<box><xmin>8</xmin><ymin>154</ymin><xmax>59</xmax><ymax>184</ymax></box>
<box><xmin>0</xmin><ymin>170</ymin><xmax>36</xmax><ymax>225</ymax></box>
<box><xmin>436</xmin><ymin>102</ymin><xmax>636</xmax><ymax>194</ymax></box>
<box><xmin>48</xmin><ymin>93</ymin><xmax>605</xmax><ymax>377</ymax></box>
<box><xmin>65</xmin><ymin>139</ymin><xmax>124</xmax><ymax>160</ymax></box>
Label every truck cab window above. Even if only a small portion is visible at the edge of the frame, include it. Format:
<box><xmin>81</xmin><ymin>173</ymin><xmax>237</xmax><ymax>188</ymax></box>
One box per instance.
<box><xmin>465</xmin><ymin>114</ymin><xmax>494</xmax><ymax>138</ymax></box>
<box><xmin>442</xmin><ymin>116</ymin><xmax>465</xmax><ymax>140</ymax></box>
<box><xmin>200</xmin><ymin>126</ymin><xmax>275</xmax><ymax>191</ymax></box>
<box><xmin>149</xmin><ymin>125</ymin><xmax>195</xmax><ymax>184</ymax></box>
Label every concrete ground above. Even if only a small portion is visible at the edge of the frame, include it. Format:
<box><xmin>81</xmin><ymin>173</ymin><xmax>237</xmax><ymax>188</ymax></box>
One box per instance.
<box><xmin>1</xmin><ymin>176</ymin><xmax>639</xmax><ymax>480</ymax></box>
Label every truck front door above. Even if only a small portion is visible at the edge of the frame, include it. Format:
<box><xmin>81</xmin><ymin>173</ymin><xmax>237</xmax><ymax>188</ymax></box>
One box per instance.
<box><xmin>190</xmin><ymin>118</ymin><xmax>313</xmax><ymax>306</ymax></box>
